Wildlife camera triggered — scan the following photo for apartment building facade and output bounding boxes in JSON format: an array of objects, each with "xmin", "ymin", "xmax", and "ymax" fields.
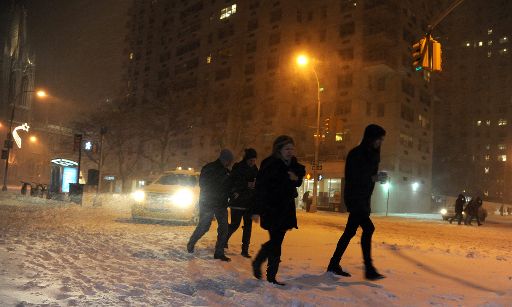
[{"xmin": 122, "ymin": 0, "xmax": 441, "ymax": 212}]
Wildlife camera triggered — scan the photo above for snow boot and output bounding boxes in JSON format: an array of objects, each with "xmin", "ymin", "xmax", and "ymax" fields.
[
  {"xmin": 267, "ymin": 257, "xmax": 285, "ymax": 286},
  {"xmin": 186, "ymin": 242, "xmax": 194, "ymax": 253},
  {"xmin": 252, "ymin": 244, "xmax": 269, "ymax": 280},
  {"xmin": 365, "ymin": 266, "xmax": 385, "ymax": 281},
  {"xmin": 327, "ymin": 261, "xmax": 351, "ymax": 277},
  {"xmin": 241, "ymin": 244, "xmax": 251, "ymax": 258},
  {"xmin": 214, "ymin": 254, "xmax": 231, "ymax": 262}
]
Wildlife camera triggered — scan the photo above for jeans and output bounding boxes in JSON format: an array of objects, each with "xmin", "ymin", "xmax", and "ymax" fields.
[
  {"xmin": 188, "ymin": 206, "xmax": 228, "ymax": 256},
  {"xmin": 330, "ymin": 212, "xmax": 375, "ymax": 268},
  {"xmin": 227, "ymin": 208, "xmax": 253, "ymax": 250}
]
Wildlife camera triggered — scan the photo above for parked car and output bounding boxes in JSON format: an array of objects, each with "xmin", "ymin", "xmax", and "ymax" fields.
[{"xmin": 131, "ymin": 168, "xmax": 200, "ymax": 224}]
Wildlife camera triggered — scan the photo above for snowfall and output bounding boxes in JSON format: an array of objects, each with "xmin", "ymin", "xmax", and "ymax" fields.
[{"xmin": 1, "ymin": 193, "xmax": 511, "ymax": 307}]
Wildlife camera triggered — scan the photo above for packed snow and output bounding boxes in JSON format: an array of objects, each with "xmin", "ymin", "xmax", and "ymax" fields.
[{"xmin": 1, "ymin": 193, "xmax": 511, "ymax": 306}]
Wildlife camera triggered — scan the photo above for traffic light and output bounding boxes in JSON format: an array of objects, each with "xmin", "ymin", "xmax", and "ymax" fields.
[
  {"xmin": 431, "ymin": 38, "xmax": 442, "ymax": 72},
  {"xmin": 411, "ymin": 37, "xmax": 428, "ymax": 71}
]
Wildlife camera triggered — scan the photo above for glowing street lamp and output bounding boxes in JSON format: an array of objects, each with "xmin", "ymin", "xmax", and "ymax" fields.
[
  {"xmin": 295, "ymin": 53, "xmax": 321, "ymax": 213},
  {"xmin": 36, "ymin": 90, "xmax": 47, "ymax": 98},
  {"xmin": 29, "ymin": 135, "xmax": 37, "ymax": 143}
]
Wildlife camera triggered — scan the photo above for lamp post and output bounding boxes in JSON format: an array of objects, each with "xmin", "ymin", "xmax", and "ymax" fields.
[
  {"xmin": 2, "ymin": 90, "xmax": 47, "ymax": 191},
  {"xmin": 296, "ymin": 54, "xmax": 321, "ymax": 213},
  {"xmin": 384, "ymin": 178, "xmax": 391, "ymax": 216}
]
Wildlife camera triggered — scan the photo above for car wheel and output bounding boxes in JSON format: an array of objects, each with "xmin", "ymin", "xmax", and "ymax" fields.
[{"xmin": 190, "ymin": 214, "xmax": 199, "ymax": 225}]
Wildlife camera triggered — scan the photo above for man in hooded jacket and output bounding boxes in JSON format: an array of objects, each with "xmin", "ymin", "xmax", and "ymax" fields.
[
  {"xmin": 326, "ymin": 124, "xmax": 387, "ymax": 281},
  {"xmin": 226, "ymin": 148, "xmax": 258, "ymax": 258}
]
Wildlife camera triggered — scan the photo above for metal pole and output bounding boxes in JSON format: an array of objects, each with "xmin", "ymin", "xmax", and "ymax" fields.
[
  {"xmin": 96, "ymin": 128, "xmax": 105, "ymax": 194},
  {"xmin": 2, "ymin": 92, "xmax": 18, "ymax": 191},
  {"xmin": 385, "ymin": 178, "xmax": 391, "ymax": 216},
  {"xmin": 310, "ymin": 66, "xmax": 321, "ymax": 213}
]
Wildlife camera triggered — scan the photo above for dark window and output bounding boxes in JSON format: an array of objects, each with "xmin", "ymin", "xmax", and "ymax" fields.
[
  {"xmin": 247, "ymin": 19, "xmax": 258, "ymax": 31},
  {"xmin": 269, "ymin": 32, "xmax": 281, "ymax": 45},
  {"xmin": 176, "ymin": 40, "xmax": 200, "ymax": 56},
  {"xmin": 341, "ymin": 1, "xmax": 356, "ymax": 12},
  {"xmin": 218, "ymin": 24, "xmax": 235, "ymax": 39},
  {"xmin": 270, "ymin": 9, "xmax": 282, "ymax": 22},
  {"xmin": 377, "ymin": 103, "xmax": 385, "ymax": 117},
  {"xmin": 337, "ymin": 73, "xmax": 353, "ymax": 88},
  {"xmin": 215, "ymin": 67, "xmax": 231, "ymax": 80},
  {"xmin": 246, "ymin": 41, "xmax": 257, "ymax": 53},
  {"xmin": 335, "ymin": 100, "xmax": 352, "ymax": 115},
  {"xmin": 245, "ymin": 63, "xmax": 256, "ymax": 74},
  {"xmin": 339, "ymin": 22, "xmax": 355, "ymax": 38},
  {"xmin": 267, "ymin": 57, "xmax": 279, "ymax": 70},
  {"xmin": 401, "ymin": 79, "xmax": 415, "ymax": 97},
  {"xmin": 338, "ymin": 48, "xmax": 354, "ymax": 60},
  {"xmin": 401, "ymin": 104, "xmax": 414, "ymax": 122}
]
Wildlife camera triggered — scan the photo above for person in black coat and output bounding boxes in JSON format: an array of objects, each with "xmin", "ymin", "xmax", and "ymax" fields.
[
  {"xmin": 449, "ymin": 194, "xmax": 466, "ymax": 225},
  {"xmin": 464, "ymin": 196, "xmax": 483, "ymax": 226},
  {"xmin": 226, "ymin": 148, "xmax": 259, "ymax": 258},
  {"xmin": 327, "ymin": 124, "xmax": 387, "ymax": 281},
  {"xmin": 252, "ymin": 135, "xmax": 305, "ymax": 286},
  {"xmin": 187, "ymin": 149, "xmax": 234, "ymax": 261}
]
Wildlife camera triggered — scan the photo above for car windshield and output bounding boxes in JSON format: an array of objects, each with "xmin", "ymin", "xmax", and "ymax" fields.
[{"xmin": 156, "ymin": 174, "xmax": 197, "ymax": 186}]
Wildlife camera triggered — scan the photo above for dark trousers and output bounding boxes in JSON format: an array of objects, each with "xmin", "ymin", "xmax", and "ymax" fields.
[
  {"xmin": 188, "ymin": 206, "xmax": 228, "ymax": 256},
  {"xmin": 254, "ymin": 229, "xmax": 287, "ymax": 279},
  {"xmin": 227, "ymin": 208, "xmax": 252, "ymax": 250},
  {"xmin": 449, "ymin": 212, "xmax": 463, "ymax": 224},
  {"xmin": 330, "ymin": 212, "xmax": 375, "ymax": 269},
  {"xmin": 464, "ymin": 212, "xmax": 481, "ymax": 225}
]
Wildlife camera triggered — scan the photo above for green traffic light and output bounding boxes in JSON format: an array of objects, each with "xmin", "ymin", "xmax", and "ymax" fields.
[{"xmin": 415, "ymin": 66, "xmax": 423, "ymax": 71}]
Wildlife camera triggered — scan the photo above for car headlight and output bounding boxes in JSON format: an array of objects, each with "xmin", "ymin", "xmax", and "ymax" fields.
[
  {"xmin": 132, "ymin": 190, "xmax": 146, "ymax": 202},
  {"xmin": 171, "ymin": 188, "xmax": 194, "ymax": 208},
  {"xmin": 440, "ymin": 208, "xmax": 447, "ymax": 215}
]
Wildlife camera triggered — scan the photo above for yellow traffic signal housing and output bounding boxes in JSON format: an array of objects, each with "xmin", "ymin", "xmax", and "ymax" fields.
[
  {"xmin": 431, "ymin": 38, "xmax": 442, "ymax": 71},
  {"xmin": 412, "ymin": 37, "xmax": 429, "ymax": 71}
]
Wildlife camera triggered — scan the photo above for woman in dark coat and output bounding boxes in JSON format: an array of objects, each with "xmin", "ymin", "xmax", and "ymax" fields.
[{"xmin": 252, "ymin": 135, "xmax": 305, "ymax": 285}]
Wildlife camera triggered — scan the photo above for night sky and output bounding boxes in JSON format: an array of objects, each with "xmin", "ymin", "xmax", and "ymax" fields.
[{"xmin": 25, "ymin": 0, "xmax": 130, "ymax": 112}]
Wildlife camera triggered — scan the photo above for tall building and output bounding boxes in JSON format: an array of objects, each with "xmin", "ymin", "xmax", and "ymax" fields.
[
  {"xmin": 434, "ymin": 1, "xmax": 512, "ymax": 203},
  {"xmin": 122, "ymin": 0, "xmax": 442, "ymax": 212},
  {"xmin": 0, "ymin": 0, "xmax": 39, "ymax": 186}
]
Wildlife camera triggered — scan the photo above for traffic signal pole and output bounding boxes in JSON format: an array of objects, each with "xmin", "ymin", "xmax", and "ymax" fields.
[{"xmin": 427, "ymin": 0, "xmax": 465, "ymax": 32}]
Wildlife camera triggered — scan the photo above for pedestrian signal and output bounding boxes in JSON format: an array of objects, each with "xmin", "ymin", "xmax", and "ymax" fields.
[{"xmin": 412, "ymin": 37, "xmax": 428, "ymax": 71}]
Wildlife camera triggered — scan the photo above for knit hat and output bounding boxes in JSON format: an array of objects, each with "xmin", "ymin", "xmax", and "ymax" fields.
[
  {"xmin": 219, "ymin": 149, "xmax": 234, "ymax": 163},
  {"xmin": 363, "ymin": 124, "xmax": 386, "ymax": 141},
  {"xmin": 243, "ymin": 148, "xmax": 257, "ymax": 160},
  {"xmin": 272, "ymin": 135, "xmax": 295, "ymax": 155}
]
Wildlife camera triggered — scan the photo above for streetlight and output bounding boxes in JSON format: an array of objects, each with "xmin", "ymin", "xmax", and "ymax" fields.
[
  {"xmin": 2, "ymin": 89, "xmax": 47, "ymax": 191},
  {"xmin": 296, "ymin": 53, "xmax": 321, "ymax": 213},
  {"xmin": 384, "ymin": 178, "xmax": 391, "ymax": 216},
  {"xmin": 29, "ymin": 135, "xmax": 37, "ymax": 143}
]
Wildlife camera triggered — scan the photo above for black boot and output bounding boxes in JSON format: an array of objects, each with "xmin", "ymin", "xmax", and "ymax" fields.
[
  {"xmin": 241, "ymin": 244, "xmax": 251, "ymax": 258},
  {"xmin": 214, "ymin": 254, "xmax": 231, "ymax": 262},
  {"xmin": 365, "ymin": 266, "xmax": 385, "ymax": 281},
  {"xmin": 327, "ymin": 260, "xmax": 351, "ymax": 277},
  {"xmin": 267, "ymin": 257, "xmax": 285, "ymax": 286},
  {"xmin": 252, "ymin": 245, "xmax": 268, "ymax": 280}
]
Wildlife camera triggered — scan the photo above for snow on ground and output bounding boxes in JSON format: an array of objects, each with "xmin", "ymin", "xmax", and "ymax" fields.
[{"xmin": 1, "ymin": 193, "xmax": 511, "ymax": 306}]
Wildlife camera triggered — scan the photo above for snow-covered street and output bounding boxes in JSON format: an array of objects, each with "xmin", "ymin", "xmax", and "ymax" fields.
[{"xmin": 1, "ymin": 194, "xmax": 511, "ymax": 306}]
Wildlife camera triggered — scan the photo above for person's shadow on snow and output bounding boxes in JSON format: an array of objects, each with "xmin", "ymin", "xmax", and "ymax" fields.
[{"xmin": 284, "ymin": 273, "xmax": 383, "ymax": 291}]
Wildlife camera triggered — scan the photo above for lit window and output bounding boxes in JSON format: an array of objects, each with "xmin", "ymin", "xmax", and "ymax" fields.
[
  {"xmin": 476, "ymin": 120, "xmax": 482, "ymax": 126},
  {"xmin": 220, "ymin": 4, "xmax": 237, "ymax": 19},
  {"xmin": 488, "ymin": 51, "xmax": 492, "ymax": 58},
  {"xmin": 465, "ymin": 42, "xmax": 471, "ymax": 47},
  {"xmin": 484, "ymin": 167, "xmax": 490, "ymax": 174},
  {"xmin": 488, "ymin": 29, "xmax": 493, "ymax": 35},
  {"xmin": 484, "ymin": 190, "xmax": 489, "ymax": 196},
  {"xmin": 498, "ymin": 155, "xmax": 507, "ymax": 162},
  {"xmin": 498, "ymin": 119, "xmax": 508, "ymax": 126},
  {"xmin": 486, "ymin": 120, "xmax": 491, "ymax": 126},
  {"xmin": 499, "ymin": 36, "xmax": 508, "ymax": 43},
  {"xmin": 129, "ymin": 52, "xmax": 134, "ymax": 60},
  {"xmin": 498, "ymin": 144, "xmax": 506, "ymax": 150},
  {"xmin": 478, "ymin": 41, "xmax": 483, "ymax": 46},
  {"xmin": 485, "ymin": 154, "xmax": 490, "ymax": 161},
  {"xmin": 206, "ymin": 54, "xmax": 212, "ymax": 64},
  {"xmin": 488, "ymin": 40, "xmax": 493, "ymax": 45},
  {"xmin": 353, "ymin": 2, "xmax": 357, "ymax": 6},
  {"xmin": 335, "ymin": 133, "xmax": 343, "ymax": 142},
  {"xmin": 486, "ymin": 144, "xmax": 490, "ymax": 150},
  {"xmin": 499, "ymin": 48, "xmax": 508, "ymax": 54}
]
